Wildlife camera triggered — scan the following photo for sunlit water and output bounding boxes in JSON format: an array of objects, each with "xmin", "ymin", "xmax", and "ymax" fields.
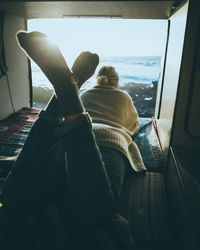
[
  {"xmin": 32, "ymin": 56, "xmax": 161, "ymax": 109},
  {"xmin": 32, "ymin": 56, "xmax": 161, "ymax": 90}
]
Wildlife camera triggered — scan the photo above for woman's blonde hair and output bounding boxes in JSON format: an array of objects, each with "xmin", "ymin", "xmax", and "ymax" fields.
[{"xmin": 96, "ymin": 66, "xmax": 118, "ymax": 87}]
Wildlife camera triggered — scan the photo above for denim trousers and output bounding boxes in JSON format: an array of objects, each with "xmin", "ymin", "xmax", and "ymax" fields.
[{"xmin": 0, "ymin": 111, "xmax": 126, "ymax": 228}]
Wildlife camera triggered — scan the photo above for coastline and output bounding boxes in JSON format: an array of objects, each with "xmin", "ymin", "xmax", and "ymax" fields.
[
  {"xmin": 119, "ymin": 81, "xmax": 158, "ymax": 117},
  {"xmin": 33, "ymin": 81, "xmax": 158, "ymax": 118}
]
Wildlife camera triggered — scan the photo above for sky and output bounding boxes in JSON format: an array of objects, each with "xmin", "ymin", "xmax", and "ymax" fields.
[{"xmin": 28, "ymin": 18, "xmax": 168, "ymax": 67}]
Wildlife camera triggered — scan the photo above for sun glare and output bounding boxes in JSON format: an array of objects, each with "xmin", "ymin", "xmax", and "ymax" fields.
[{"xmin": 28, "ymin": 18, "xmax": 168, "ymax": 67}]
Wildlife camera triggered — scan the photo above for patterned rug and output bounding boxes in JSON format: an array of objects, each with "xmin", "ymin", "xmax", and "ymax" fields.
[{"xmin": 0, "ymin": 108, "xmax": 40, "ymax": 157}]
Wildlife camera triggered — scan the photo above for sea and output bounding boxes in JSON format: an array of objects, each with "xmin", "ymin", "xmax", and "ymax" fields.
[{"xmin": 31, "ymin": 56, "xmax": 161, "ymax": 90}]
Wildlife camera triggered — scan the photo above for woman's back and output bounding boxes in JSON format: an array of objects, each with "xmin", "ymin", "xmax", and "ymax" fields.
[{"xmin": 80, "ymin": 85, "xmax": 139, "ymax": 136}]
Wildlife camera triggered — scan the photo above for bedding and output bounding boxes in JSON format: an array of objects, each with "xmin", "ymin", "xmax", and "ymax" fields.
[
  {"xmin": 0, "ymin": 107, "xmax": 40, "ymax": 158},
  {"xmin": 0, "ymin": 108, "xmax": 165, "ymax": 177},
  {"xmin": 133, "ymin": 117, "xmax": 165, "ymax": 173},
  {"xmin": 0, "ymin": 108, "xmax": 40, "ymax": 178}
]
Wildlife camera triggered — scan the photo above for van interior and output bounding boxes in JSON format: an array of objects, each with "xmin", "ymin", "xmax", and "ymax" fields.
[{"xmin": 0, "ymin": 1, "xmax": 200, "ymax": 249}]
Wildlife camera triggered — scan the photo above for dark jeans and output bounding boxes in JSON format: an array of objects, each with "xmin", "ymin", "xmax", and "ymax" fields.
[{"xmin": 0, "ymin": 111, "xmax": 126, "ymax": 227}]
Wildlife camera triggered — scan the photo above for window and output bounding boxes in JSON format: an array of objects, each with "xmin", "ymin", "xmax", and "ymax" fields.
[{"xmin": 28, "ymin": 18, "xmax": 168, "ymax": 117}]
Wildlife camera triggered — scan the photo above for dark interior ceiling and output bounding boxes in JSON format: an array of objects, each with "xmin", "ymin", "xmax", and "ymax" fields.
[{"xmin": 0, "ymin": 1, "xmax": 181, "ymax": 20}]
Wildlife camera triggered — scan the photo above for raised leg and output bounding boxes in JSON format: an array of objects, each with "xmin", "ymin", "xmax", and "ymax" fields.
[{"xmin": 1, "ymin": 32, "xmax": 114, "ymax": 226}]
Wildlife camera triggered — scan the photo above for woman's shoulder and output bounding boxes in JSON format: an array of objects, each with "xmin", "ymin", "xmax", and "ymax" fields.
[
  {"xmin": 80, "ymin": 86, "xmax": 131, "ymax": 100},
  {"xmin": 114, "ymin": 88, "xmax": 132, "ymax": 99}
]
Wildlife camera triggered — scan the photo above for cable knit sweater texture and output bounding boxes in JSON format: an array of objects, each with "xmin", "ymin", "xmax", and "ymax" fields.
[{"xmin": 80, "ymin": 85, "xmax": 146, "ymax": 172}]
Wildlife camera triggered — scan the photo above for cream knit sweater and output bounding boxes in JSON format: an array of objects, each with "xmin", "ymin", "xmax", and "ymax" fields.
[{"xmin": 80, "ymin": 85, "xmax": 146, "ymax": 172}]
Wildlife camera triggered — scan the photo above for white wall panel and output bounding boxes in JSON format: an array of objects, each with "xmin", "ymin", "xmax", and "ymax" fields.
[
  {"xmin": 0, "ymin": 14, "xmax": 29, "ymax": 120},
  {"xmin": 156, "ymin": 2, "xmax": 189, "ymax": 158}
]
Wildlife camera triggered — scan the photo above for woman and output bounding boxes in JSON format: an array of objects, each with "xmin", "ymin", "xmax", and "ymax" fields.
[{"xmin": 80, "ymin": 65, "xmax": 146, "ymax": 204}]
